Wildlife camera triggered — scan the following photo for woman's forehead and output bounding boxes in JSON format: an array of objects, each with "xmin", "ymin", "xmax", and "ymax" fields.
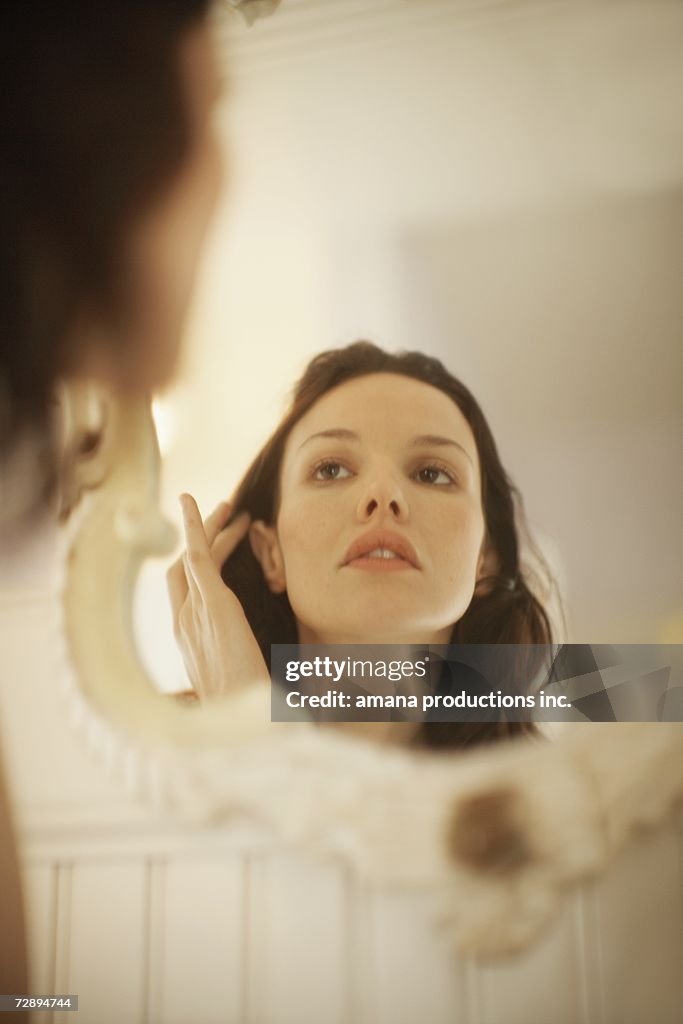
[{"xmin": 284, "ymin": 373, "xmax": 479, "ymax": 463}]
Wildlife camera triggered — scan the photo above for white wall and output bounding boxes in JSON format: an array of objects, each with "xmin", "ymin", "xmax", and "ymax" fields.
[{"xmin": 129, "ymin": 0, "xmax": 683, "ymax": 690}]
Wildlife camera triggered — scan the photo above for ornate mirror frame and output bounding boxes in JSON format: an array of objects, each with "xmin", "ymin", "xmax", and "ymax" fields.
[{"xmin": 54, "ymin": 381, "xmax": 683, "ymax": 956}]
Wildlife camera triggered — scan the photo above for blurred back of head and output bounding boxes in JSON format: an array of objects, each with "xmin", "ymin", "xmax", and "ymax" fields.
[{"xmin": 0, "ymin": 2, "xmax": 217, "ymax": 526}]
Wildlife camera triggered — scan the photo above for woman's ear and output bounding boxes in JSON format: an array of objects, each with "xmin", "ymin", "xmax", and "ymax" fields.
[
  {"xmin": 249, "ymin": 521, "xmax": 287, "ymax": 594},
  {"xmin": 475, "ymin": 542, "xmax": 499, "ymax": 595}
]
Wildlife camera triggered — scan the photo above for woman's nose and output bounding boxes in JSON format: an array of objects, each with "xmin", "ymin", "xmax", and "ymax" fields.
[{"xmin": 356, "ymin": 471, "xmax": 408, "ymax": 522}]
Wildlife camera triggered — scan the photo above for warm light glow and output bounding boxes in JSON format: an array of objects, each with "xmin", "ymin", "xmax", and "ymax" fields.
[{"xmin": 151, "ymin": 396, "xmax": 178, "ymax": 456}]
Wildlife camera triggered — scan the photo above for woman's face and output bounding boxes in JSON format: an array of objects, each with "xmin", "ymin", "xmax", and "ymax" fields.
[{"xmin": 255, "ymin": 373, "xmax": 489, "ymax": 644}]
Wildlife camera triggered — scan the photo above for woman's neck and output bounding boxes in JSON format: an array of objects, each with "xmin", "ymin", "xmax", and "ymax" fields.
[{"xmin": 297, "ymin": 624, "xmax": 453, "ymax": 648}]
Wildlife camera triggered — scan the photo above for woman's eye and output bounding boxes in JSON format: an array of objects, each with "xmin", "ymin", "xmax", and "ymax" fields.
[
  {"xmin": 416, "ymin": 465, "xmax": 455, "ymax": 486},
  {"xmin": 312, "ymin": 460, "xmax": 352, "ymax": 481}
]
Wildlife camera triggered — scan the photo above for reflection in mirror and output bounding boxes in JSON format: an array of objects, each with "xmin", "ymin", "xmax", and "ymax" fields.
[
  {"xmin": 133, "ymin": 0, "xmax": 683, "ymax": 716},
  {"xmin": 160, "ymin": 342, "xmax": 563, "ymax": 750}
]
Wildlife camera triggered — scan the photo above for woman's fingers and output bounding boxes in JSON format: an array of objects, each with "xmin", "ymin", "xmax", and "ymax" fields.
[
  {"xmin": 180, "ymin": 493, "xmax": 223, "ymax": 599},
  {"xmin": 183, "ymin": 550, "xmax": 202, "ymax": 604},
  {"xmin": 169, "ymin": 494, "xmax": 249, "ymax": 623},
  {"xmin": 203, "ymin": 500, "xmax": 232, "ymax": 547},
  {"xmin": 210, "ymin": 510, "xmax": 251, "ymax": 569},
  {"xmin": 168, "ymin": 496, "xmax": 270, "ymax": 700},
  {"xmin": 168, "ymin": 496, "xmax": 220, "ymax": 621},
  {"xmin": 166, "ymin": 553, "xmax": 189, "ymax": 627}
]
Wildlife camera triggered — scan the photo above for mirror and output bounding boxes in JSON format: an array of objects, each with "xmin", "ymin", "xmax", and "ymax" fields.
[
  {"xmin": 56, "ymin": 0, "xmax": 683, "ymax": 954},
  {"xmin": 129, "ymin": 0, "xmax": 683, "ymax": 694}
]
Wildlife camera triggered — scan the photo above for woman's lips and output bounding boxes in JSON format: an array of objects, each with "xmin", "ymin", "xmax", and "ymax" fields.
[
  {"xmin": 341, "ymin": 529, "xmax": 420, "ymax": 569},
  {"xmin": 344, "ymin": 553, "xmax": 416, "ymax": 572}
]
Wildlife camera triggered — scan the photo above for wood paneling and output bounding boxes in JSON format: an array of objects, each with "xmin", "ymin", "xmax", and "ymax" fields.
[{"xmin": 19, "ymin": 819, "xmax": 683, "ymax": 1024}]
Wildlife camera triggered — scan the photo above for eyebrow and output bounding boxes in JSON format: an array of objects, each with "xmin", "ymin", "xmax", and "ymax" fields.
[
  {"xmin": 410, "ymin": 434, "xmax": 474, "ymax": 466},
  {"xmin": 297, "ymin": 429, "xmax": 359, "ymax": 451},
  {"xmin": 297, "ymin": 428, "xmax": 475, "ymax": 466}
]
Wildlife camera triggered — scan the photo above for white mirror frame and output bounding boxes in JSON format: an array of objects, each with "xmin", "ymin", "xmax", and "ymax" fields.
[{"xmin": 55, "ymin": 380, "xmax": 683, "ymax": 956}]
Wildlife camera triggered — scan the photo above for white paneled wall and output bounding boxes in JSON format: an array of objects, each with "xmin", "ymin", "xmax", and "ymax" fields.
[{"xmin": 14, "ymin": 812, "xmax": 683, "ymax": 1024}]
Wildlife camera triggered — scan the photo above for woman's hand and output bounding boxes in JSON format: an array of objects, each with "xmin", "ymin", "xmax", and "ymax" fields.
[{"xmin": 166, "ymin": 494, "xmax": 270, "ymax": 700}]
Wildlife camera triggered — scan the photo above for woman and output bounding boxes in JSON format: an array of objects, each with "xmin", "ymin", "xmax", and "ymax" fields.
[
  {"xmin": 1, "ymin": 3, "xmax": 222, "ymax": 1005},
  {"xmin": 169, "ymin": 341, "xmax": 557, "ymax": 749}
]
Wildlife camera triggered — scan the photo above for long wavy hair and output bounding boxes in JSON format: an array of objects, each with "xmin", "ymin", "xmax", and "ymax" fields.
[{"xmin": 222, "ymin": 341, "xmax": 557, "ymax": 751}]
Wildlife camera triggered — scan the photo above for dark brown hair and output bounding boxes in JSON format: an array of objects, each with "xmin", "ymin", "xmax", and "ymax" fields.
[
  {"xmin": 222, "ymin": 341, "xmax": 557, "ymax": 751},
  {"xmin": 0, "ymin": 2, "xmax": 211, "ymax": 518}
]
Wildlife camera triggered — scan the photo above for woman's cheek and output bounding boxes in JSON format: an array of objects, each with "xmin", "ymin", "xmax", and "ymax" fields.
[
  {"xmin": 438, "ymin": 502, "xmax": 486, "ymax": 579},
  {"xmin": 278, "ymin": 496, "xmax": 328, "ymax": 574}
]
